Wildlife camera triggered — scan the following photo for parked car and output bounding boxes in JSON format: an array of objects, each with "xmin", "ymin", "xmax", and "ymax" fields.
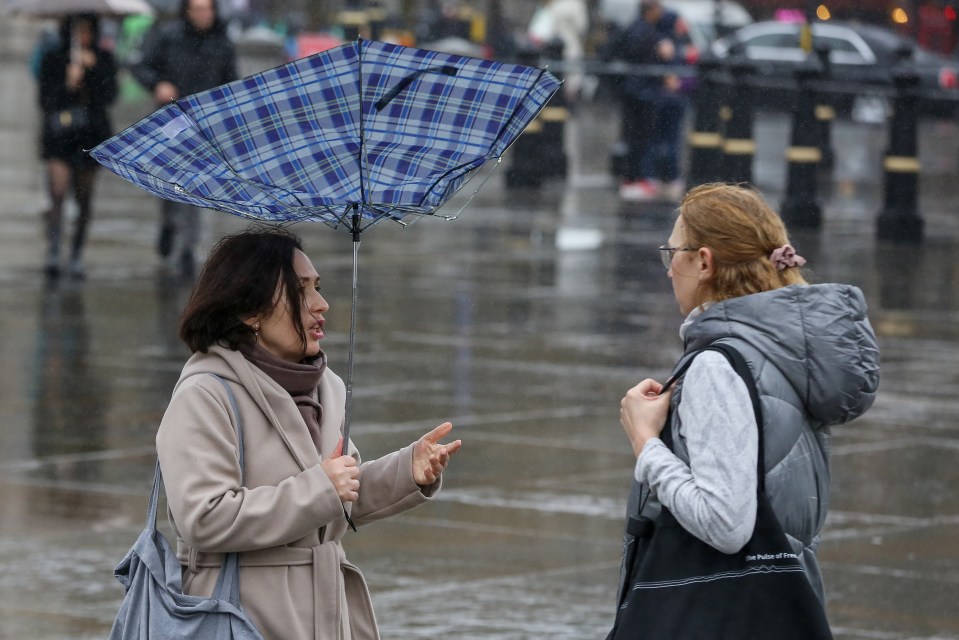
[{"xmin": 711, "ymin": 20, "xmax": 959, "ymax": 120}]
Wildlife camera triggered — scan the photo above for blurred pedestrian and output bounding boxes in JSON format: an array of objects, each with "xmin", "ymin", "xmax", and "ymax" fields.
[
  {"xmin": 417, "ymin": 0, "xmax": 470, "ymax": 43},
  {"xmin": 158, "ymin": 226, "xmax": 462, "ymax": 639},
  {"xmin": 612, "ymin": 183, "xmax": 879, "ymax": 635},
  {"xmin": 38, "ymin": 13, "xmax": 118, "ymax": 279},
  {"xmin": 528, "ymin": 0, "xmax": 589, "ymax": 101},
  {"xmin": 131, "ymin": 0, "xmax": 237, "ymax": 277},
  {"xmin": 646, "ymin": 8, "xmax": 693, "ymax": 202},
  {"xmin": 29, "ymin": 25, "xmax": 60, "ymax": 81},
  {"xmin": 602, "ymin": 0, "xmax": 666, "ymax": 201}
]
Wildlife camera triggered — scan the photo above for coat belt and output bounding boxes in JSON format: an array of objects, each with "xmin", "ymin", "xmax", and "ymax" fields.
[
  {"xmin": 181, "ymin": 541, "xmax": 333, "ymax": 568},
  {"xmin": 181, "ymin": 541, "xmax": 359, "ymax": 639}
]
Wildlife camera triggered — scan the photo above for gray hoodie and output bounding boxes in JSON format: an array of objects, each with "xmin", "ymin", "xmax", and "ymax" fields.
[{"xmin": 630, "ymin": 283, "xmax": 880, "ymax": 602}]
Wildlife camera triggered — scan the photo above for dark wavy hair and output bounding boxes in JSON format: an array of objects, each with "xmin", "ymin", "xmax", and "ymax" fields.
[{"xmin": 179, "ymin": 226, "xmax": 308, "ymax": 353}]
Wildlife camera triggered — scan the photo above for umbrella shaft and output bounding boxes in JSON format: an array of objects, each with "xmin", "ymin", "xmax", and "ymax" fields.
[{"xmin": 343, "ymin": 235, "xmax": 360, "ymax": 446}]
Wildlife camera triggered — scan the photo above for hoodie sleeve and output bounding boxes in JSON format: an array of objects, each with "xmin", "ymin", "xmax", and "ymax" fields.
[{"xmin": 636, "ymin": 351, "xmax": 758, "ymax": 554}]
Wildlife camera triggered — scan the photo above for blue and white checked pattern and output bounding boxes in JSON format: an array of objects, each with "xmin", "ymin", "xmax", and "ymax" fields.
[{"xmin": 91, "ymin": 39, "xmax": 561, "ymax": 230}]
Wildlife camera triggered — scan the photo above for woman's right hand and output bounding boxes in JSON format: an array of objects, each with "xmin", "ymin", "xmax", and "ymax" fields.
[
  {"xmin": 153, "ymin": 81, "xmax": 179, "ymax": 104},
  {"xmin": 321, "ymin": 455, "xmax": 359, "ymax": 504},
  {"xmin": 66, "ymin": 63, "xmax": 84, "ymax": 90},
  {"xmin": 620, "ymin": 379, "xmax": 673, "ymax": 457}
]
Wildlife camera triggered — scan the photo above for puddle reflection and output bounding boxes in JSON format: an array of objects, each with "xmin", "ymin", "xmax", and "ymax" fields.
[{"xmin": 30, "ymin": 283, "xmax": 109, "ymax": 481}]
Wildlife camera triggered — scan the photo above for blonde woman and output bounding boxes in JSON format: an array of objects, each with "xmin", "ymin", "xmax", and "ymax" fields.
[{"xmin": 613, "ymin": 183, "xmax": 879, "ymax": 636}]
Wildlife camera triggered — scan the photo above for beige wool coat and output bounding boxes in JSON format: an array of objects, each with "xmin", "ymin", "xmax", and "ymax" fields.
[{"xmin": 155, "ymin": 345, "xmax": 439, "ymax": 640}]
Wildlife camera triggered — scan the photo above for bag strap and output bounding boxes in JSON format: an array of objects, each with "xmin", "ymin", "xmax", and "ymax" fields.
[
  {"xmin": 660, "ymin": 342, "xmax": 766, "ymax": 494},
  {"xmin": 203, "ymin": 374, "xmax": 247, "ymax": 605},
  {"xmin": 146, "ymin": 373, "xmax": 247, "ymax": 606},
  {"xmin": 147, "ymin": 373, "xmax": 248, "ymax": 530}
]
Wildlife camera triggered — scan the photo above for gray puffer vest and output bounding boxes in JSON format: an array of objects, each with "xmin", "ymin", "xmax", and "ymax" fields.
[{"xmin": 623, "ymin": 284, "xmax": 880, "ymax": 602}]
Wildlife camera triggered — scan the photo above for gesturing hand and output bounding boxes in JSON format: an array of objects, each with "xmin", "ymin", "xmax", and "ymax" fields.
[
  {"xmin": 412, "ymin": 422, "xmax": 462, "ymax": 486},
  {"xmin": 321, "ymin": 454, "xmax": 360, "ymax": 504}
]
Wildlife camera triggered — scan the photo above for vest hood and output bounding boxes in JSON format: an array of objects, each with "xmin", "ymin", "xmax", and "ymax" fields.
[{"xmin": 683, "ymin": 284, "xmax": 880, "ymax": 425}]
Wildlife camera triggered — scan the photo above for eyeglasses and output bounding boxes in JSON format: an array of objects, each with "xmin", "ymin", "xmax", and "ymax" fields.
[{"xmin": 658, "ymin": 245, "xmax": 695, "ymax": 270}]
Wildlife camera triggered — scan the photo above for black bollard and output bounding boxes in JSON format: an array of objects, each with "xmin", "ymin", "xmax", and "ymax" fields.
[
  {"xmin": 367, "ymin": 6, "xmax": 386, "ymax": 41},
  {"xmin": 876, "ymin": 44, "xmax": 924, "ymax": 243},
  {"xmin": 506, "ymin": 46, "xmax": 549, "ymax": 188},
  {"xmin": 720, "ymin": 54, "xmax": 757, "ymax": 184},
  {"xmin": 813, "ymin": 44, "xmax": 835, "ymax": 175},
  {"xmin": 538, "ymin": 41, "xmax": 569, "ymax": 179},
  {"xmin": 686, "ymin": 51, "xmax": 725, "ymax": 187},
  {"xmin": 538, "ymin": 99, "xmax": 569, "ymax": 179},
  {"xmin": 781, "ymin": 56, "xmax": 824, "ymax": 228},
  {"xmin": 505, "ymin": 117, "xmax": 546, "ymax": 188},
  {"xmin": 337, "ymin": 10, "xmax": 369, "ymax": 40}
]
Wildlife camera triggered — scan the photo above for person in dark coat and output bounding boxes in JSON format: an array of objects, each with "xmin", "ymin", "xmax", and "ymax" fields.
[
  {"xmin": 38, "ymin": 13, "xmax": 118, "ymax": 279},
  {"xmin": 646, "ymin": 8, "xmax": 693, "ymax": 202},
  {"xmin": 602, "ymin": 0, "xmax": 666, "ymax": 201},
  {"xmin": 131, "ymin": 0, "xmax": 237, "ymax": 278}
]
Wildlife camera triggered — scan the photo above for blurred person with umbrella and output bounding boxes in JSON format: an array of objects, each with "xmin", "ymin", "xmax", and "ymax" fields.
[
  {"xmin": 131, "ymin": 0, "xmax": 237, "ymax": 277},
  {"xmin": 36, "ymin": 11, "xmax": 118, "ymax": 278},
  {"xmin": 7, "ymin": 0, "xmax": 154, "ymax": 14}
]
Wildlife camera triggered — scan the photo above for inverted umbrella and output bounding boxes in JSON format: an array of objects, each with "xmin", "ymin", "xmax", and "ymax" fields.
[
  {"xmin": 91, "ymin": 38, "xmax": 561, "ymax": 441},
  {"xmin": 4, "ymin": 0, "xmax": 155, "ymax": 17}
]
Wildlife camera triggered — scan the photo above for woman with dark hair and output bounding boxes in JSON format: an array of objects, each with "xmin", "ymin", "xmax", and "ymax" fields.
[
  {"xmin": 611, "ymin": 183, "xmax": 879, "ymax": 635},
  {"xmin": 38, "ymin": 12, "xmax": 117, "ymax": 278},
  {"xmin": 157, "ymin": 226, "xmax": 461, "ymax": 639}
]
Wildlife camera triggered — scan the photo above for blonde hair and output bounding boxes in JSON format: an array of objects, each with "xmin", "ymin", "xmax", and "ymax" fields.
[{"xmin": 679, "ymin": 183, "xmax": 807, "ymax": 307}]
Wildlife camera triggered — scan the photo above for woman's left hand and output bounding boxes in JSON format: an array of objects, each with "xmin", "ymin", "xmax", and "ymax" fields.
[{"xmin": 412, "ymin": 422, "xmax": 462, "ymax": 486}]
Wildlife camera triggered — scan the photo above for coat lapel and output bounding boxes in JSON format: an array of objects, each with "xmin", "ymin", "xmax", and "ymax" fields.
[
  {"xmin": 317, "ymin": 368, "xmax": 347, "ymax": 458},
  {"xmin": 210, "ymin": 346, "xmax": 322, "ymax": 472}
]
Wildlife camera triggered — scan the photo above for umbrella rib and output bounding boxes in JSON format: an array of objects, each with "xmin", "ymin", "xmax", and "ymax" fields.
[
  {"xmin": 414, "ymin": 158, "xmax": 483, "ymax": 209},
  {"xmin": 440, "ymin": 157, "xmax": 504, "ymax": 222},
  {"xmin": 492, "ymin": 68, "xmax": 563, "ymax": 158},
  {"xmin": 169, "ymin": 101, "xmax": 309, "ymax": 211},
  {"xmin": 356, "ymin": 39, "xmax": 367, "ymax": 235}
]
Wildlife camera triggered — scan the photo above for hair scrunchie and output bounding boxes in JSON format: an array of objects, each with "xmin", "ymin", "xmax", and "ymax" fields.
[{"xmin": 768, "ymin": 244, "xmax": 806, "ymax": 271}]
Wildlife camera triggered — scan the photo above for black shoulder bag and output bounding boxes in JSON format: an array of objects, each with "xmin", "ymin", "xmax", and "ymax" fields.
[{"xmin": 607, "ymin": 343, "xmax": 834, "ymax": 640}]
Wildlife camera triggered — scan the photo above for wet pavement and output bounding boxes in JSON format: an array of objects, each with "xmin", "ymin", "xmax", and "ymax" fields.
[{"xmin": 2, "ymin": 19, "xmax": 959, "ymax": 639}]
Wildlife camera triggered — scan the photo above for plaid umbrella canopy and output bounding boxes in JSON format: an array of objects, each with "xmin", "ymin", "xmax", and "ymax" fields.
[{"xmin": 91, "ymin": 38, "xmax": 561, "ymax": 440}]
